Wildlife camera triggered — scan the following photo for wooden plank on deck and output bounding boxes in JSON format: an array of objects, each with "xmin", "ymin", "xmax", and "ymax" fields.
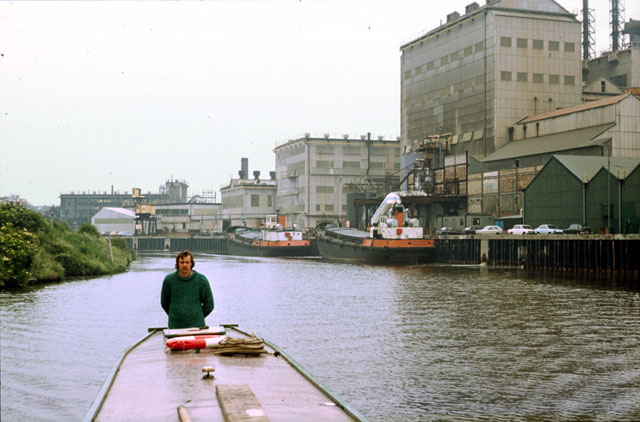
[{"xmin": 216, "ymin": 384, "xmax": 269, "ymax": 422}]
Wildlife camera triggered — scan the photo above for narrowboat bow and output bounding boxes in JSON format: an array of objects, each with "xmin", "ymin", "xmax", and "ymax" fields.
[{"xmin": 84, "ymin": 325, "xmax": 367, "ymax": 422}]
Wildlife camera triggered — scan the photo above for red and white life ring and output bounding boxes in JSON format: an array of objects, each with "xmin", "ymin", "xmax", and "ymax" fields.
[{"xmin": 165, "ymin": 335, "xmax": 225, "ymax": 351}]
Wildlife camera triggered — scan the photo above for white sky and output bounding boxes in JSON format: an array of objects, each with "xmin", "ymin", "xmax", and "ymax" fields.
[{"xmin": 1, "ymin": 0, "xmax": 638, "ymax": 205}]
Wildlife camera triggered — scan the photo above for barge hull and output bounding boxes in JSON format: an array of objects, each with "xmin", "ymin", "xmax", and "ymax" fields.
[{"xmin": 316, "ymin": 236, "xmax": 434, "ymax": 264}]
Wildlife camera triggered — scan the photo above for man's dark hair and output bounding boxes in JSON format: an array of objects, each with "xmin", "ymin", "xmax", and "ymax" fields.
[{"xmin": 175, "ymin": 250, "xmax": 195, "ymax": 270}]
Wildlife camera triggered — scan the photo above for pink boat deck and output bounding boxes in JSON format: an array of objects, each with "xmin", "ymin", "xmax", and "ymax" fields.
[{"xmin": 91, "ymin": 328, "xmax": 360, "ymax": 422}]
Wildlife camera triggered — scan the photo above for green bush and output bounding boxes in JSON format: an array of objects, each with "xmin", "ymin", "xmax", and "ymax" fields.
[
  {"xmin": 78, "ymin": 223, "xmax": 100, "ymax": 238},
  {"xmin": 110, "ymin": 237, "xmax": 128, "ymax": 250},
  {"xmin": 0, "ymin": 203, "xmax": 135, "ymax": 288},
  {"xmin": 0, "ymin": 223, "xmax": 38, "ymax": 287},
  {"xmin": 0, "ymin": 202, "xmax": 49, "ymax": 234}
]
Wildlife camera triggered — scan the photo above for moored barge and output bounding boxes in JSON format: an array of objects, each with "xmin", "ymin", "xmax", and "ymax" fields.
[
  {"xmin": 85, "ymin": 325, "xmax": 367, "ymax": 422},
  {"xmin": 315, "ymin": 191, "xmax": 435, "ymax": 264},
  {"xmin": 225, "ymin": 226, "xmax": 314, "ymax": 257}
]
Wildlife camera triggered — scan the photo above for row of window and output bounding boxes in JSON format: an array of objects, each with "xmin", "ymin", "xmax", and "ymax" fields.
[
  {"xmin": 156, "ymin": 209, "xmax": 188, "ymax": 215},
  {"xmin": 500, "ymin": 71, "xmax": 575, "ymax": 85},
  {"xmin": 315, "ymin": 160, "xmax": 396, "ymax": 169},
  {"xmin": 404, "ymin": 41, "xmax": 485, "ymax": 79},
  {"xmin": 500, "ymin": 37, "xmax": 575, "ymax": 53},
  {"xmin": 315, "ymin": 204, "xmax": 347, "ymax": 212},
  {"xmin": 404, "ymin": 37, "xmax": 575, "ymax": 80}
]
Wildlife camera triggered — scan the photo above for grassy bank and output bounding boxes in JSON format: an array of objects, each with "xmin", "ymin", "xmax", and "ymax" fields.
[{"xmin": 0, "ymin": 203, "xmax": 135, "ymax": 288}]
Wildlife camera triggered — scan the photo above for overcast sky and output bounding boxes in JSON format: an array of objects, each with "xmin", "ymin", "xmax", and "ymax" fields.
[{"xmin": 1, "ymin": 0, "xmax": 637, "ymax": 206}]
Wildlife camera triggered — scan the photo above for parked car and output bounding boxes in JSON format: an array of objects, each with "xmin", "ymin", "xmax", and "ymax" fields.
[
  {"xmin": 476, "ymin": 225, "xmax": 504, "ymax": 235},
  {"xmin": 563, "ymin": 224, "xmax": 593, "ymax": 234},
  {"xmin": 534, "ymin": 224, "xmax": 563, "ymax": 235},
  {"xmin": 507, "ymin": 224, "xmax": 535, "ymax": 235},
  {"xmin": 437, "ymin": 226, "xmax": 461, "ymax": 235},
  {"xmin": 464, "ymin": 225, "xmax": 481, "ymax": 234}
]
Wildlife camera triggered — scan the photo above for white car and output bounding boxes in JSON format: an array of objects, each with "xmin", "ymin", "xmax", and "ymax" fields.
[
  {"xmin": 476, "ymin": 225, "xmax": 503, "ymax": 235},
  {"xmin": 507, "ymin": 224, "xmax": 535, "ymax": 235},
  {"xmin": 534, "ymin": 224, "xmax": 563, "ymax": 235}
]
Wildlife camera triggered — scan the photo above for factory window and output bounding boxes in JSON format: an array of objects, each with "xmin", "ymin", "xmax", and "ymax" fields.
[
  {"xmin": 517, "ymin": 72, "xmax": 528, "ymax": 82},
  {"xmin": 370, "ymin": 162, "xmax": 385, "ymax": 169},
  {"xmin": 517, "ymin": 38, "xmax": 528, "ymax": 48},
  {"xmin": 564, "ymin": 42, "xmax": 575, "ymax": 52},
  {"xmin": 564, "ymin": 75, "xmax": 575, "ymax": 85},
  {"xmin": 549, "ymin": 41, "xmax": 559, "ymax": 51},
  {"xmin": 267, "ymin": 195, "xmax": 272, "ymax": 207},
  {"xmin": 342, "ymin": 146, "xmax": 361, "ymax": 155},
  {"xmin": 601, "ymin": 80, "xmax": 606, "ymax": 92},
  {"xmin": 500, "ymin": 71, "xmax": 512, "ymax": 81},
  {"xmin": 315, "ymin": 160, "xmax": 334, "ymax": 168},
  {"xmin": 426, "ymin": 61, "xmax": 434, "ymax": 71},
  {"xmin": 475, "ymin": 41, "xmax": 484, "ymax": 52},
  {"xmin": 316, "ymin": 204, "xmax": 321, "ymax": 211},
  {"xmin": 533, "ymin": 73, "xmax": 544, "ymax": 83},
  {"xmin": 343, "ymin": 161, "xmax": 360, "ymax": 168},
  {"xmin": 415, "ymin": 65, "xmax": 423, "ymax": 75},
  {"xmin": 440, "ymin": 55, "xmax": 449, "ymax": 66},
  {"xmin": 251, "ymin": 195, "xmax": 260, "ymax": 207},
  {"xmin": 533, "ymin": 39, "xmax": 544, "ymax": 49},
  {"xmin": 316, "ymin": 186, "xmax": 334, "ymax": 193},
  {"xmin": 464, "ymin": 46, "xmax": 473, "ymax": 57},
  {"xmin": 500, "ymin": 37, "xmax": 511, "ymax": 47},
  {"xmin": 549, "ymin": 74, "xmax": 560, "ymax": 84},
  {"xmin": 325, "ymin": 204, "xmax": 334, "ymax": 212},
  {"xmin": 404, "ymin": 70, "xmax": 412, "ymax": 80},
  {"xmin": 450, "ymin": 51, "xmax": 459, "ymax": 61}
]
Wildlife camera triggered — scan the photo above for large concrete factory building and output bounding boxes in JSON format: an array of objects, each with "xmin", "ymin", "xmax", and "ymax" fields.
[{"xmin": 400, "ymin": 0, "xmax": 582, "ymax": 164}]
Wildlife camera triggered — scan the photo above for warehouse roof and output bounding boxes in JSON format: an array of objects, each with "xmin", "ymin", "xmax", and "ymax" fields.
[
  {"xmin": 554, "ymin": 155, "xmax": 640, "ymax": 181},
  {"xmin": 481, "ymin": 123, "xmax": 613, "ymax": 163},
  {"xmin": 100, "ymin": 207, "xmax": 136, "ymax": 217},
  {"xmin": 518, "ymin": 94, "xmax": 629, "ymax": 124}
]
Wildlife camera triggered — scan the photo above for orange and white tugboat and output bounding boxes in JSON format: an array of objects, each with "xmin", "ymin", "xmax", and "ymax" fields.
[{"xmin": 314, "ymin": 192, "xmax": 434, "ymax": 264}]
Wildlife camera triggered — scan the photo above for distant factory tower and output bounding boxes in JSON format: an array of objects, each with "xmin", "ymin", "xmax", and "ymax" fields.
[
  {"xmin": 610, "ymin": 0, "xmax": 627, "ymax": 51},
  {"xmin": 582, "ymin": 0, "xmax": 595, "ymax": 60}
]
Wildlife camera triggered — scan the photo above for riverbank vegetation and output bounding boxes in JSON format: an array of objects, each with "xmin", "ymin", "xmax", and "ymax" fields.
[{"xmin": 0, "ymin": 203, "xmax": 135, "ymax": 288}]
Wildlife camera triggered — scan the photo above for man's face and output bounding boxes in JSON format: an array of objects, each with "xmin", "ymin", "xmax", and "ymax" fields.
[{"xmin": 178, "ymin": 256, "xmax": 193, "ymax": 278}]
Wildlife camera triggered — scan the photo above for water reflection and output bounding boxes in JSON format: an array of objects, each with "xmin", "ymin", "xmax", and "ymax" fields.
[{"xmin": 1, "ymin": 254, "xmax": 639, "ymax": 421}]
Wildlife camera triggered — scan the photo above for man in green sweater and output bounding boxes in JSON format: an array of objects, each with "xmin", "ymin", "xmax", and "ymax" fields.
[{"xmin": 161, "ymin": 250, "xmax": 214, "ymax": 329}]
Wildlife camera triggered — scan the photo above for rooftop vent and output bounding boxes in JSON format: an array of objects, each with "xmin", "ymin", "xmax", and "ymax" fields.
[
  {"xmin": 447, "ymin": 11, "xmax": 460, "ymax": 23},
  {"xmin": 343, "ymin": 134, "xmax": 349, "ymax": 139},
  {"xmin": 465, "ymin": 2, "xmax": 479, "ymax": 14},
  {"xmin": 360, "ymin": 135, "xmax": 367, "ymax": 140},
  {"xmin": 253, "ymin": 171, "xmax": 260, "ymax": 180},
  {"xmin": 378, "ymin": 135, "xmax": 384, "ymax": 141},
  {"xmin": 324, "ymin": 133, "xmax": 330, "ymax": 139}
]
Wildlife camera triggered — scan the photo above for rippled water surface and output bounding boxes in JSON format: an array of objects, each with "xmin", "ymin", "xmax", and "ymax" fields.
[{"xmin": 1, "ymin": 253, "xmax": 639, "ymax": 421}]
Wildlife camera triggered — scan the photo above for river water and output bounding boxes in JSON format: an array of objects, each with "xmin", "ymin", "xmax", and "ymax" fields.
[{"xmin": 1, "ymin": 253, "xmax": 639, "ymax": 421}]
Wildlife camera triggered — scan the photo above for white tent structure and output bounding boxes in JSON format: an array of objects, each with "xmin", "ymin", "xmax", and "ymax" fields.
[{"xmin": 91, "ymin": 207, "xmax": 136, "ymax": 235}]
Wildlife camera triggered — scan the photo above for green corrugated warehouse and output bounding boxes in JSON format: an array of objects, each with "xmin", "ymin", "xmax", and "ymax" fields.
[{"xmin": 524, "ymin": 155, "xmax": 640, "ymax": 233}]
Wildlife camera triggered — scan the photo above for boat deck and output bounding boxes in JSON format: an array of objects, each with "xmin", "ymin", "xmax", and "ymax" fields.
[{"xmin": 91, "ymin": 327, "xmax": 360, "ymax": 422}]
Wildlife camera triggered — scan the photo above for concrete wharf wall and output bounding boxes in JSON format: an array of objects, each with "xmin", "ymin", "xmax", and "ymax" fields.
[
  {"xmin": 436, "ymin": 235, "xmax": 640, "ymax": 282},
  {"xmin": 125, "ymin": 235, "xmax": 639, "ymax": 282},
  {"xmin": 126, "ymin": 236, "xmax": 228, "ymax": 255}
]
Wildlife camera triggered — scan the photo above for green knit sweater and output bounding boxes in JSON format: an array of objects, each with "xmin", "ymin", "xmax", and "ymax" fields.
[{"xmin": 161, "ymin": 270, "xmax": 214, "ymax": 329}]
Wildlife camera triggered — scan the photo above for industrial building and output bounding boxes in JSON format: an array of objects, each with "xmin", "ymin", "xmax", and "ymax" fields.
[
  {"xmin": 91, "ymin": 207, "xmax": 136, "ymax": 235},
  {"xmin": 60, "ymin": 179, "xmax": 189, "ymax": 229},
  {"xmin": 273, "ymin": 133, "xmax": 401, "ymax": 229},
  {"xmin": 524, "ymin": 155, "xmax": 640, "ymax": 233},
  {"xmin": 155, "ymin": 203, "xmax": 222, "ymax": 234},
  {"xmin": 220, "ymin": 158, "xmax": 277, "ymax": 229},
  {"xmin": 400, "ymin": 0, "xmax": 581, "ymax": 168}
]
